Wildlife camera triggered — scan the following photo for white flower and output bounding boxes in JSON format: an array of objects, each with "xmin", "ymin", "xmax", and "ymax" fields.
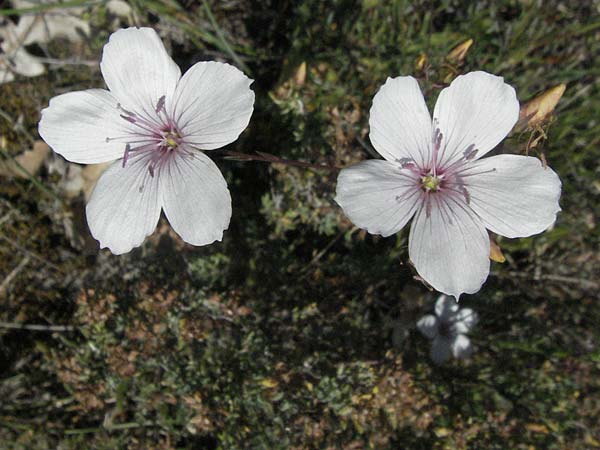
[
  {"xmin": 0, "ymin": 17, "xmax": 45, "ymax": 83},
  {"xmin": 39, "ymin": 27, "xmax": 255, "ymax": 254},
  {"xmin": 1, "ymin": 1, "xmax": 91, "ymax": 84},
  {"xmin": 417, "ymin": 295, "xmax": 478, "ymax": 365},
  {"xmin": 335, "ymin": 71, "xmax": 561, "ymax": 298}
]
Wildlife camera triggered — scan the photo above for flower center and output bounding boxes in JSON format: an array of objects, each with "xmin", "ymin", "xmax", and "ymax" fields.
[
  {"xmin": 421, "ymin": 174, "xmax": 442, "ymax": 192},
  {"xmin": 162, "ymin": 131, "xmax": 180, "ymax": 150}
]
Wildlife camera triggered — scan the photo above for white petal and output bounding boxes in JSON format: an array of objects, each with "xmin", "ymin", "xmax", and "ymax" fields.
[
  {"xmin": 462, "ymin": 154, "xmax": 562, "ymax": 238},
  {"xmin": 434, "ymin": 294, "xmax": 459, "ymax": 321},
  {"xmin": 409, "ymin": 195, "xmax": 490, "ymax": 299},
  {"xmin": 416, "ymin": 314, "xmax": 439, "ymax": 339},
  {"xmin": 100, "ymin": 27, "xmax": 180, "ymax": 113},
  {"xmin": 452, "ymin": 308, "xmax": 478, "ymax": 334},
  {"xmin": 86, "ymin": 153, "xmax": 161, "ymax": 254},
  {"xmin": 335, "ymin": 160, "xmax": 422, "ymax": 237},
  {"xmin": 160, "ymin": 151, "xmax": 232, "ymax": 246},
  {"xmin": 39, "ymin": 89, "xmax": 129, "ymax": 164},
  {"xmin": 433, "ymin": 71, "xmax": 519, "ymax": 166},
  {"xmin": 451, "ymin": 334, "xmax": 473, "ymax": 359},
  {"xmin": 430, "ymin": 336, "xmax": 452, "ymax": 364},
  {"xmin": 369, "ymin": 76, "xmax": 432, "ymax": 166},
  {"xmin": 170, "ymin": 62, "xmax": 254, "ymax": 150}
]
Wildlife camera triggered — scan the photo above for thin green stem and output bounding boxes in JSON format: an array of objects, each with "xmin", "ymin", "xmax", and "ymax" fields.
[
  {"xmin": 0, "ymin": 0, "xmax": 102, "ymax": 16},
  {"xmin": 201, "ymin": 0, "xmax": 252, "ymax": 75}
]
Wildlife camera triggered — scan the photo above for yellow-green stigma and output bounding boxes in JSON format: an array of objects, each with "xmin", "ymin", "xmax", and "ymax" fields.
[
  {"xmin": 164, "ymin": 132, "xmax": 179, "ymax": 149},
  {"xmin": 421, "ymin": 174, "xmax": 441, "ymax": 192}
]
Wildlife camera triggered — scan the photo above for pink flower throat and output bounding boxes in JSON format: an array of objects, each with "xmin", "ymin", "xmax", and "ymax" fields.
[
  {"xmin": 106, "ymin": 95, "xmax": 190, "ymax": 177},
  {"xmin": 395, "ymin": 124, "xmax": 492, "ymax": 217}
]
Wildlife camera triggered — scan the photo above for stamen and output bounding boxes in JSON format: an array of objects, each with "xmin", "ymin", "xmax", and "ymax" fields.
[
  {"xmin": 120, "ymin": 114, "xmax": 137, "ymax": 124},
  {"xmin": 111, "ymin": 95, "xmax": 184, "ymax": 178},
  {"xmin": 117, "ymin": 103, "xmax": 136, "ymax": 117},
  {"xmin": 122, "ymin": 143, "xmax": 131, "ymax": 168},
  {"xmin": 397, "ymin": 157, "xmax": 414, "ymax": 167},
  {"xmin": 116, "ymin": 102, "xmax": 163, "ymax": 135},
  {"xmin": 396, "ymin": 157, "xmax": 421, "ymax": 177},
  {"xmin": 441, "ymin": 146, "xmax": 480, "ymax": 178},
  {"xmin": 431, "ymin": 126, "xmax": 443, "ymax": 177}
]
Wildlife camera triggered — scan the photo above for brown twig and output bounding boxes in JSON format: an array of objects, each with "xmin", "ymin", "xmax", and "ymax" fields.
[
  {"xmin": 220, "ymin": 150, "xmax": 341, "ymax": 173},
  {"xmin": 0, "ymin": 255, "xmax": 30, "ymax": 297},
  {"xmin": 0, "ymin": 321, "xmax": 74, "ymax": 332},
  {"xmin": 0, "ymin": 233, "xmax": 64, "ymax": 273},
  {"xmin": 501, "ymin": 271, "xmax": 599, "ymax": 290}
]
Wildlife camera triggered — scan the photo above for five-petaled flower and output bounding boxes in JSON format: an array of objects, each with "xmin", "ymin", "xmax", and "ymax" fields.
[
  {"xmin": 39, "ymin": 27, "xmax": 254, "ymax": 254},
  {"xmin": 417, "ymin": 295, "xmax": 478, "ymax": 365},
  {"xmin": 335, "ymin": 71, "xmax": 561, "ymax": 298}
]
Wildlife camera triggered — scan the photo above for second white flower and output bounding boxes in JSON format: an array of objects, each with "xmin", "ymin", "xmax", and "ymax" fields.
[{"xmin": 335, "ymin": 71, "xmax": 561, "ymax": 298}]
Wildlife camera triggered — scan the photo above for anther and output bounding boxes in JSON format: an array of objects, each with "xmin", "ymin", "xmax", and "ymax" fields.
[
  {"xmin": 433, "ymin": 127, "xmax": 443, "ymax": 148},
  {"xmin": 156, "ymin": 95, "xmax": 166, "ymax": 114},
  {"xmin": 463, "ymin": 144, "xmax": 478, "ymax": 160},
  {"xmin": 396, "ymin": 157, "xmax": 417, "ymax": 169},
  {"xmin": 461, "ymin": 186, "xmax": 470, "ymax": 204},
  {"xmin": 117, "ymin": 103, "xmax": 136, "ymax": 117}
]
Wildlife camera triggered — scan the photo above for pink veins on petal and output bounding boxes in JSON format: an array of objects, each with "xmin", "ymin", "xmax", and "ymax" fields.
[{"xmin": 107, "ymin": 95, "xmax": 190, "ymax": 177}]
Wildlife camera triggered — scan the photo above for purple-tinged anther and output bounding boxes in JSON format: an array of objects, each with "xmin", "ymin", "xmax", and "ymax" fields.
[
  {"xmin": 156, "ymin": 95, "xmax": 166, "ymax": 114},
  {"xmin": 463, "ymin": 144, "xmax": 478, "ymax": 160}
]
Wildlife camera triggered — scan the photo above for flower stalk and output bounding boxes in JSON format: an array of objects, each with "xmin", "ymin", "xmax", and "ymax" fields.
[{"xmin": 220, "ymin": 150, "xmax": 340, "ymax": 172}]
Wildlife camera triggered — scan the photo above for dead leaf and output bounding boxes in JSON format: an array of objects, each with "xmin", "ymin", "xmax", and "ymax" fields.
[
  {"xmin": 434, "ymin": 427, "xmax": 451, "ymax": 437},
  {"xmin": 415, "ymin": 53, "xmax": 427, "ymax": 71},
  {"xmin": 447, "ymin": 39, "xmax": 473, "ymax": 63},
  {"xmin": 294, "ymin": 61, "xmax": 307, "ymax": 86},
  {"xmin": 518, "ymin": 84, "xmax": 566, "ymax": 130},
  {"xmin": 0, "ymin": 140, "xmax": 50, "ymax": 178},
  {"xmin": 489, "ymin": 236, "xmax": 506, "ymax": 263},
  {"xmin": 82, "ymin": 163, "xmax": 110, "ymax": 201},
  {"xmin": 259, "ymin": 378, "xmax": 278, "ymax": 389},
  {"xmin": 525, "ymin": 423, "xmax": 549, "ymax": 434}
]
